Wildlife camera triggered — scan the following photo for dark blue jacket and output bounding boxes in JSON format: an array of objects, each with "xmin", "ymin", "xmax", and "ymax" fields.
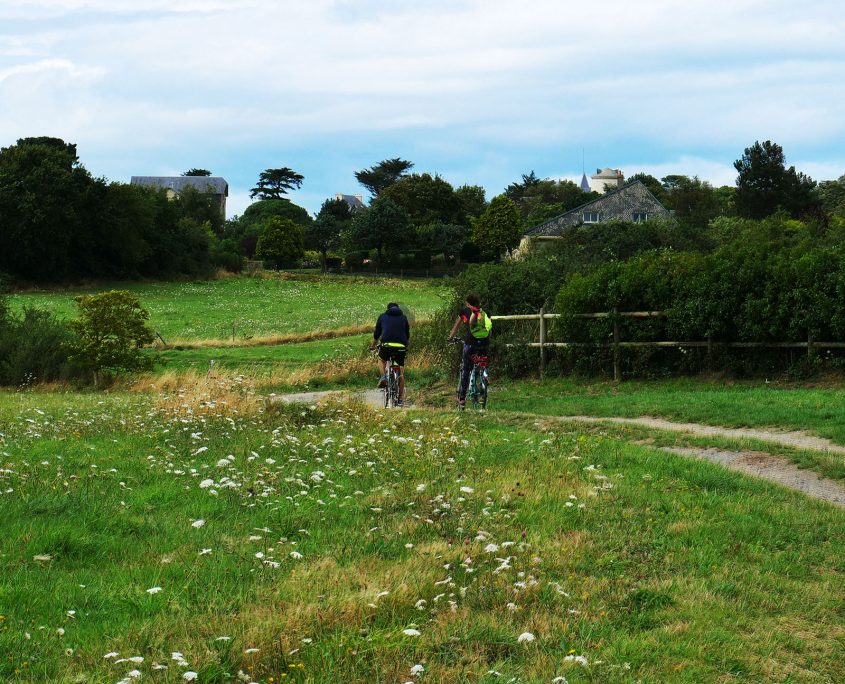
[{"xmin": 374, "ymin": 305, "xmax": 410, "ymax": 346}]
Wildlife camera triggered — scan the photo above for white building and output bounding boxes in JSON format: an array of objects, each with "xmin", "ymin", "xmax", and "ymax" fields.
[{"xmin": 589, "ymin": 167, "xmax": 624, "ymax": 194}]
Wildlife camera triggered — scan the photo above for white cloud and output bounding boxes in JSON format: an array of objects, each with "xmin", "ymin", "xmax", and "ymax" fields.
[{"xmin": 1, "ymin": 0, "xmax": 844, "ymax": 211}]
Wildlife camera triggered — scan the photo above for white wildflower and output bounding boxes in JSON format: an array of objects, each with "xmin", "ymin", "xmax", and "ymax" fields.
[
  {"xmin": 146, "ymin": 586, "xmax": 163, "ymax": 594},
  {"xmin": 517, "ymin": 632, "xmax": 535, "ymax": 643},
  {"xmin": 402, "ymin": 628, "xmax": 421, "ymax": 637},
  {"xmin": 191, "ymin": 519, "xmax": 205, "ymax": 528}
]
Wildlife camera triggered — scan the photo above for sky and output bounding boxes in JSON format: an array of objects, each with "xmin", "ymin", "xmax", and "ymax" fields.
[{"xmin": 1, "ymin": 0, "xmax": 844, "ymax": 217}]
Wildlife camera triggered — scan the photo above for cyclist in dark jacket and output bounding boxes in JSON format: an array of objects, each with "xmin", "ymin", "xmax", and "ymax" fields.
[{"xmin": 370, "ymin": 303, "xmax": 410, "ymax": 403}]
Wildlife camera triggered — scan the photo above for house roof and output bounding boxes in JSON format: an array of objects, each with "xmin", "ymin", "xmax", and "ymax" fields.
[
  {"xmin": 524, "ymin": 180, "xmax": 673, "ymax": 237},
  {"xmin": 579, "ymin": 173, "xmax": 591, "ymax": 192},
  {"xmin": 337, "ymin": 193, "xmax": 366, "ymax": 209},
  {"xmin": 591, "ymin": 167, "xmax": 622, "ymax": 179},
  {"xmin": 130, "ymin": 176, "xmax": 229, "ymax": 196}
]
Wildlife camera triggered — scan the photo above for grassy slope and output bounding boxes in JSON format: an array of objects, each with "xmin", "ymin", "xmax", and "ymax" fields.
[
  {"xmin": 9, "ymin": 276, "xmax": 450, "ymax": 342},
  {"xmin": 1, "ymin": 391, "xmax": 844, "ymax": 683},
  {"xmin": 154, "ymin": 335, "xmax": 369, "ymax": 374}
]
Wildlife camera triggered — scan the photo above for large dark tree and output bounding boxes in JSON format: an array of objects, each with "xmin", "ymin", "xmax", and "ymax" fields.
[
  {"xmin": 733, "ymin": 140, "xmax": 816, "ymax": 219},
  {"xmin": 255, "ymin": 217, "xmax": 305, "ymax": 267},
  {"xmin": 379, "ymin": 173, "xmax": 462, "ymax": 228},
  {"xmin": 250, "ymin": 167, "xmax": 304, "ymax": 200},
  {"xmin": 348, "ymin": 196, "xmax": 409, "ymax": 262},
  {"xmin": 0, "ymin": 137, "xmax": 95, "ymax": 280},
  {"xmin": 504, "ymin": 171, "xmax": 541, "ymax": 206},
  {"xmin": 354, "ymin": 158, "xmax": 413, "ymax": 197},
  {"xmin": 817, "ymin": 174, "xmax": 845, "ymax": 216},
  {"xmin": 455, "ymin": 184, "xmax": 487, "ymax": 224},
  {"xmin": 182, "ymin": 168, "xmax": 212, "ymax": 176},
  {"xmin": 308, "ymin": 198, "xmax": 352, "ymax": 267},
  {"xmin": 522, "ymin": 179, "xmax": 598, "ymax": 227},
  {"xmin": 471, "ymin": 195, "xmax": 522, "ymax": 260},
  {"xmin": 661, "ymin": 175, "xmax": 724, "ymax": 231},
  {"xmin": 626, "ymin": 173, "xmax": 665, "ymax": 201}
]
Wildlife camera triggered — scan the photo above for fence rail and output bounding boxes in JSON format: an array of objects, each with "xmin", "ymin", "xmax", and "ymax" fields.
[{"xmin": 491, "ymin": 308, "xmax": 843, "ymax": 381}]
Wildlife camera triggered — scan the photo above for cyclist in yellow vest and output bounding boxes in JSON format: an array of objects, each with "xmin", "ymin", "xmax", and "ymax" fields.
[{"xmin": 448, "ymin": 293, "xmax": 492, "ymax": 409}]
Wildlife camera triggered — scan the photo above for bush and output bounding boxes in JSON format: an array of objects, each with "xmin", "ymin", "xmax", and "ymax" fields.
[
  {"xmin": 0, "ymin": 306, "xmax": 81, "ymax": 386},
  {"xmin": 69, "ymin": 290, "xmax": 155, "ymax": 386}
]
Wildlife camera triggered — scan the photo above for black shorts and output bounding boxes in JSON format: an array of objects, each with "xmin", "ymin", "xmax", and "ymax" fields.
[{"xmin": 379, "ymin": 346, "xmax": 406, "ymax": 367}]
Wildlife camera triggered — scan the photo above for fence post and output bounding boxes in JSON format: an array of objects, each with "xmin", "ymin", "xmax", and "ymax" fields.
[
  {"xmin": 612, "ymin": 307, "xmax": 621, "ymax": 382},
  {"xmin": 706, "ymin": 335, "xmax": 713, "ymax": 372},
  {"xmin": 539, "ymin": 307, "xmax": 546, "ymax": 379}
]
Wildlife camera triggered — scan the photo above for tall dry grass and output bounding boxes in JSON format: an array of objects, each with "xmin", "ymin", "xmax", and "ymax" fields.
[{"xmin": 161, "ymin": 324, "xmax": 374, "ymax": 350}]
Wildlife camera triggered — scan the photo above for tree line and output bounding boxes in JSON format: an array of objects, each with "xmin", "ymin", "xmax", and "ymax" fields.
[{"xmin": 2, "ymin": 136, "xmax": 843, "ymax": 283}]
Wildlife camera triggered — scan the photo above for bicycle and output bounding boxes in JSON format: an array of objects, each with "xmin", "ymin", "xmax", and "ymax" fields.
[
  {"xmin": 375, "ymin": 345, "xmax": 403, "ymax": 409},
  {"xmin": 450, "ymin": 337, "xmax": 489, "ymax": 410}
]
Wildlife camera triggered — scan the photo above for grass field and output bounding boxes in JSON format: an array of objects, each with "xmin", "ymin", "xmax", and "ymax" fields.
[
  {"xmin": 2, "ymin": 386, "xmax": 845, "ymax": 682},
  {"xmin": 10, "ymin": 275, "xmax": 450, "ymax": 343},
  {"xmin": 495, "ymin": 377, "xmax": 845, "ymax": 444}
]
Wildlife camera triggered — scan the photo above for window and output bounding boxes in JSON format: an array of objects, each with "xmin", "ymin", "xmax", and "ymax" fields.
[
  {"xmin": 582, "ymin": 211, "xmax": 601, "ymax": 224},
  {"xmin": 632, "ymin": 212, "xmax": 649, "ymax": 223}
]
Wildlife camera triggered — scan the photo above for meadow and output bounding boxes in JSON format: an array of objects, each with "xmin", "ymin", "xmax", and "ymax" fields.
[
  {"xmin": 2, "ymin": 386, "xmax": 845, "ymax": 683},
  {"xmin": 4, "ymin": 276, "xmax": 845, "ymax": 682},
  {"xmin": 10, "ymin": 275, "xmax": 450, "ymax": 344}
]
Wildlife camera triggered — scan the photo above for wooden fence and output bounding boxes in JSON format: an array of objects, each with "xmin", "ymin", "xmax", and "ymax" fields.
[{"xmin": 491, "ymin": 308, "xmax": 845, "ymax": 381}]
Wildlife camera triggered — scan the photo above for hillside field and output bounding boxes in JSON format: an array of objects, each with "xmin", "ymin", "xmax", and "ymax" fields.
[{"xmin": 9, "ymin": 275, "xmax": 450, "ymax": 343}]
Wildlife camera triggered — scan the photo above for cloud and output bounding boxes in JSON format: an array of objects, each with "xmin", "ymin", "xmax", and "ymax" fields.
[{"xmin": 1, "ymin": 0, "xmax": 844, "ymax": 212}]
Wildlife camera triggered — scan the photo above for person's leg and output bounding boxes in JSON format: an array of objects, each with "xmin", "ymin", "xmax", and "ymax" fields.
[{"xmin": 458, "ymin": 344, "xmax": 473, "ymax": 402}]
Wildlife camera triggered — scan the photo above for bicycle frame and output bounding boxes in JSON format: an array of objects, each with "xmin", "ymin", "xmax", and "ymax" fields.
[{"xmin": 378, "ymin": 346, "xmax": 403, "ymax": 409}]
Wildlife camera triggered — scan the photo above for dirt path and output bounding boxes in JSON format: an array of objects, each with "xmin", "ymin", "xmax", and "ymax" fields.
[
  {"xmin": 662, "ymin": 447, "xmax": 845, "ymax": 508},
  {"xmin": 275, "ymin": 389, "xmax": 386, "ymax": 408},
  {"xmin": 559, "ymin": 415, "xmax": 845, "ymax": 508},
  {"xmin": 564, "ymin": 415, "xmax": 845, "ymax": 455}
]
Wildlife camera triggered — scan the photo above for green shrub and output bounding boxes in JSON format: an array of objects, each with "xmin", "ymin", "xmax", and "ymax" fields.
[
  {"xmin": 0, "ymin": 306, "xmax": 81, "ymax": 386},
  {"xmin": 69, "ymin": 290, "xmax": 155, "ymax": 386}
]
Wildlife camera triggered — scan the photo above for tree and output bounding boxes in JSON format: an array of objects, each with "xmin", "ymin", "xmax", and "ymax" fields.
[
  {"xmin": 626, "ymin": 173, "xmax": 665, "ymax": 201},
  {"xmin": 522, "ymin": 179, "xmax": 596, "ymax": 226},
  {"xmin": 734, "ymin": 140, "xmax": 816, "ymax": 219},
  {"xmin": 255, "ymin": 217, "xmax": 305, "ymax": 267},
  {"xmin": 660, "ymin": 175, "xmax": 724, "ymax": 231},
  {"xmin": 417, "ymin": 222, "xmax": 468, "ymax": 261},
  {"xmin": 471, "ymin": 195, "xmax": 522, "ymax": 260},
  {"xmin": 250, "ymin": 167, "xmax": 304, "ymax": 200},
  {"xmin": 69, "ymin": 290, "xmax": 154, "ymax": 387},
  {"xmin": 173, "ymin": 184, "xmax": 224, "ymax": 236},
  {"xmin": 354, "ymin": 158, "xmax": 413, "ymax": 197},
  {"xmin": 455, "ymin": 184, "xmax": 487, "ymax": 224},
  {"xmin": 309, "ymin": 198, "xmax": 352, "ymax": 267},
  {"xmin": 504, "ymin": 171, "xmax": 540, "ymax": 206},
  {"xmin": 347, "ymin": 196, "xmax": 409, "ymax": 262},
  {"xmin": 380, "ymin": 173, "xmax": 462, "ymax": 227},
  {"xmin": 183, "ymin": 168, "xmax": 211, "ymax": 176},
  {"xmin": 818, "ymin": 174, "xmax": 845, "ymax": 216}
]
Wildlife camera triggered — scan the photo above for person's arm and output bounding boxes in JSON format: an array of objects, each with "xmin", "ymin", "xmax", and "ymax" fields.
[
  {"xmin": 448, "ymin": 316, "xmax": 462, "ymax": 339},
  {"xmin": 371, "ymin": 316, "xmax": 382, "ymax": 349}
]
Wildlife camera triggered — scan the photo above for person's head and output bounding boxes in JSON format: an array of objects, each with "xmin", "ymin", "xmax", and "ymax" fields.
[
  {"xmin": 465, "ymin": 293, "xmax": 480, "ymax": 309},
  {"xmin": 387, "ymin": 302, "xmax": 400, "ymax": 311}
]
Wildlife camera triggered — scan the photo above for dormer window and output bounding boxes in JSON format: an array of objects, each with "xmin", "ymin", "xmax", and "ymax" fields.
[
  {"xmin": 582, "ymin": 211, "xmax": 601, "ymax": 224},
  {"xmin": 632, "ymin": 212, "xmax": 648, "ymax": 223}
]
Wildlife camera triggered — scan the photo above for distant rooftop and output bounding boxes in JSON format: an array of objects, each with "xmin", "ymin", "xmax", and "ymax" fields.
[
  {"xmin": 336, "ymin": 193, "xmax": 366, "ymax": 210},
  {"xmin": 131, "ymin": 176, "xmax": 228, "ymax": 196}
]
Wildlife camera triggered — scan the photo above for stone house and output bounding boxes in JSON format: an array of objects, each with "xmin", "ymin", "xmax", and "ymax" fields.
[
  {"xmin": 523, "ymin": 180, "xmax": 673, "ymax": 240},
  {"xmin": 130, "ymin": 176, "xmax": 229, "ymax": 217}
]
